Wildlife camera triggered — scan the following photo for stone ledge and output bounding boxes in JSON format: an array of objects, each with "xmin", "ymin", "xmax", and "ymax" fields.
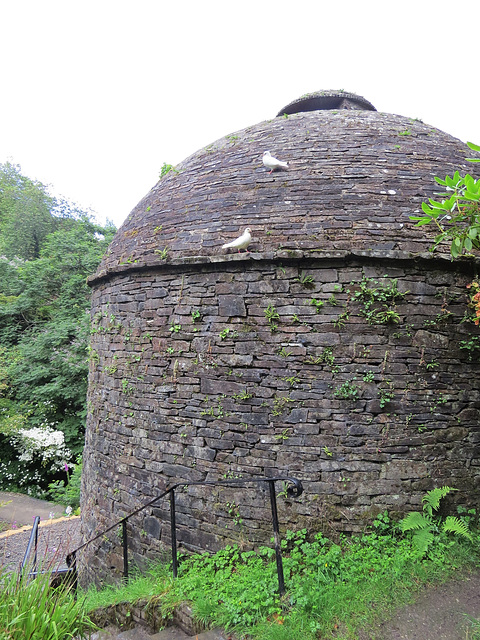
[{"xmin": 87, "ymin": 249, "xmax": 480, "ymax": 286}]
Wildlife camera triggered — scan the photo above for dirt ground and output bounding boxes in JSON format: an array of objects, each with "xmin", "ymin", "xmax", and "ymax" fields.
[
  {"xmin": 0, "ymin": 490, "xmax": 65, "ymax": 526},
  {"xmin": 356, "ymin": 569, "xmax": 480, "ymax": 640},
  {"xmin": 0, "ymin": 491, "xmax": 81, "ymax": 573}
]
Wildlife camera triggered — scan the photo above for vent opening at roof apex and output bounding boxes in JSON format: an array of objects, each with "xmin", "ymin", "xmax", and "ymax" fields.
[{"xmin": 277, "ymin": 90, "xmax": 377, "ymax": 116}]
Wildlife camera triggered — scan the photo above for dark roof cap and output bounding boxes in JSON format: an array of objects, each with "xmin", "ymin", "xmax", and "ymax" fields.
[{"xmin": 277, "ymin": 90, "xmax": 377, "ymax": 116}]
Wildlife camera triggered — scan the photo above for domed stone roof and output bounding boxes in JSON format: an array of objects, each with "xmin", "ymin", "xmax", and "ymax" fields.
[{"xmin": 91, "ymin": 91, "xmax": 478, "ymax": 284}]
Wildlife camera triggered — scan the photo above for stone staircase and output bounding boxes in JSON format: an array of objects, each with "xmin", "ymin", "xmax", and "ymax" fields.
[
  {"xmin": 90, "ymin": 627, "xmax": 235, "ymax": 640},
  {"xmin": 85, "ymin": 593, "xmax": 238, "ymax": 640}
]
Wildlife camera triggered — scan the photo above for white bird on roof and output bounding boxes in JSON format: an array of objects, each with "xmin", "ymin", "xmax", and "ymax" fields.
[
  {"xmin": 263, "ymin": 151, "xmax": 288, "ymax": 174},
  {"xmin": 222, "ymin": 227, "xmax": 252, "ymax": 252}
]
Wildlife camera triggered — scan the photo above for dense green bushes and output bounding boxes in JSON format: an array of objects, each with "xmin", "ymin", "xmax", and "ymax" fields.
[
  {"xmin": 0, "ymin": 161, "xmax": 115, "ymax": 495},
  {"xmin": 83, "ymin": 506, "xmax": 480, "ymax": 640}
]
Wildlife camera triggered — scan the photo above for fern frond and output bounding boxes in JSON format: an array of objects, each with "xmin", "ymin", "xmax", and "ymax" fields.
[
  {"xmin": 400, "ymin": 511, "xmax": 430, "ymax": 533},
  {"xmin": 442, "ymin": 516, "xmax": 472, "ymax": 541},
  {"xmin": 422, "ymin": 486, "xmax": 457, "ymax": 516},
  {"xmin": 412, "ymin": 529, "xmax": 435, "ymax": 554}
]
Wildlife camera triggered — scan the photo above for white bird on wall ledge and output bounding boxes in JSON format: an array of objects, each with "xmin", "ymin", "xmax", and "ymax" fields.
[
  {"xmin": 222, "ymin": 227, "xmax": 252, "ymax": 252},
  {"xmin": 263, "ymin": 151, "xmax": 288, "ymax": 174}
]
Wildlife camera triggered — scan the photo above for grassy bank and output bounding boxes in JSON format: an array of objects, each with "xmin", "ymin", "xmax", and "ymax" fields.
[{"xmin": 83, "ymin": 511, "xmax": 480, "ymax": 640}]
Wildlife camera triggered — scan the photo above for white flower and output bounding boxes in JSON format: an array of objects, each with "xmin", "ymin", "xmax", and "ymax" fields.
[
  {"xmin": 65, "ymin": 506, "xmax": 73, "ymax": 517},
  {"xmin": 10, "ymin": 426, "xmax": 71, "ymax": 472}
]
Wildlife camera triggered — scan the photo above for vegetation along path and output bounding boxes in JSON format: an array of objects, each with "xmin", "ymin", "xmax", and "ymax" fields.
[{"xmin": 357, "ymin": 569, "xmax": 480, "ymax": 640}]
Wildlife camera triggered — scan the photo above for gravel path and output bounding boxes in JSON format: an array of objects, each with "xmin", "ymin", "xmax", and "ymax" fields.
[{"xmin": 0, "ymin": 517, "xmax": 81, "ymax": 574}]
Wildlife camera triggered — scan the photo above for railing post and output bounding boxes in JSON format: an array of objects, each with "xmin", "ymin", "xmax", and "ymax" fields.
[
  {"xmin": 169, "ymin": 490, "xmax": 178, "ymax": 578},
  {"xmin": 122, "ymin": 520, "xmax": 129, "ymax": 582},
  {"xmin": 33, "ymin": 519, "xmax": 38, "ymax": 575},
  {"xmin": 20, "ymin": 516, "xmax": 40, "ymax": 578},
  {"xmin": 267, "ymin": 480, "xmax": 285, "ymax": 596}
]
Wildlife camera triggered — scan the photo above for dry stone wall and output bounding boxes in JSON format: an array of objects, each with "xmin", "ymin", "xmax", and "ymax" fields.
[{"xmin": 81, "ymin": 251, "xmax": 480, "ymax": 584}]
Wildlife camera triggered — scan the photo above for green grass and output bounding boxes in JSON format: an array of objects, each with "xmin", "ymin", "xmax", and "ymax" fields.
[
  {"xmin": 84, "ymin": 561, "xmax": 172, "ymax": 611},
  {"xmin": 0, "ymin": 567, "xmax": 95, "ymax": 639},
  {"xmin": 465, "ymin": 616, "xmax": 480, "ymax": 640},
  {"xmin": 82, "ymin": 514, "xmax": 480, "ymax": 640}
]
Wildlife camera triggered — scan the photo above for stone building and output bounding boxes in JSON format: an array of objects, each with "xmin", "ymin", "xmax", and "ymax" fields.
[{"xmin": 81, "ymin": 91, "xmax": 480, "ymax": 583}]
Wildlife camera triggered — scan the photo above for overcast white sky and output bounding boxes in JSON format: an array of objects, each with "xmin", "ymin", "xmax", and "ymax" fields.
[{"xmin": 1, "ymin": 1, "xmax": 479, "ymax": 229}]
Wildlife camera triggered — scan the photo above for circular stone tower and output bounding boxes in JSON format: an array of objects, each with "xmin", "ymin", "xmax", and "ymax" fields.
[{"xmin": 81, "ymin": 91, "xmax": 480, "ymax": 584}]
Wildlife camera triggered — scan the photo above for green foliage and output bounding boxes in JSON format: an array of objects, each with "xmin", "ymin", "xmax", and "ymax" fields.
[
  {"xmin": 334, "ymin": 379, "xmax": 359, "ymax": 401},
  {"xmin": 191, "ymin": 309, "xmax": 202, "ymax": 323},
  {"xmin": 264, "ymin": 304, "xmax": 279, "ymax": 332},
  {"xmin": 84, "ymin": 514, "xmax": 479, "ymax": 640},
  {"xmin": 0, "ymin": 163, "xmax": 116, "ymax": 489},
  {"xmin": 0, "ymin": 567, "xmax": 95, "ymax": 639},
  {"xmin": 169, "ymin": 322, "xmax": 181, "ymax": 334},
  {"xmin": 219, "ymin": 328, "xmax": 238, "ymax": 341},
  {"xmin": 379, "ymin": 381, "xmax": 395, "ymax": 408},
  {"xmin": 0, "ymin": 162, "xmax": 58, "ymax": 260},
  {"xmin": 155, "ymin": 247, "xmax": 169, "ymax": 259},
  {"xmin": 295, "ymin": 271, "xmax": 315, "ymax": 288},
  {"xmin": 410, "ymin": 142, "xmax": 480, "ymax": 257},
  {"xmin": 320, "ymin": 346, "xmax": 335, "ymax": 367},
  {"xmin": 159, "ymin": 162, "xmax": 176, "ymax": 178},
  {"xmin": 48, "ymin": 457, "xmax": 82, "ymax": 508},
  {"xmin": 400, "ymin": 486, "xmax": 472, "ymax": 555},
  {"xmin": 310, "ymin": 297, "xmax": 324, "ymax": 312},
  {"xmin": 350, "ymin": 275, "xmax": 406, "ymax": 325}
]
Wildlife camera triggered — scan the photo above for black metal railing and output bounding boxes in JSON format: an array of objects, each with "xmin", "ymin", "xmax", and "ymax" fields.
[
  {"xmin": 20, "ymin": 515, "xmax": 40, "ymax": 576},
  {"xmin": 67, "ymin": 475, "xmax": 303, "ymax": 595}
]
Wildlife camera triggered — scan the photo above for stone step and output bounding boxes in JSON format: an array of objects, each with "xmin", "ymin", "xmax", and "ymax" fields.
[{"xmin": 88, "ymin": 625, "xmax": 235, "ymax": 640}]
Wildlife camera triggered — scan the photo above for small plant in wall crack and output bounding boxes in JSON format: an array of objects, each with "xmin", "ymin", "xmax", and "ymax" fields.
[
  {"xmin": 282, "ymin": 374, "xmax": 300, "ymax": 387},
  {"xmin": 459, "ymin": 335, "xmax": 480, "ymax": 360},
  {"xmin": 334, "ymin": 379, "xmax": 359, "ymax": 402},
  {"xmin": 349, "ymin": 275, "xmax": 407, "ymax": 325},
  {"xmin": 155, "ymin": 247, "xmax": 169, "ymax": 260},
  {"xmin": 191, "ymin": 309, "xmax": 202, "ymax": 323},
  {"xmin": 295, "ymin": 271, "xmax": 316, "ymax": 289},
  {"xmin": 378, "ymin": 382, "xmax": 395, "ymax": 408},
  {"xmin": 333, "ymin": 309, "xmax": 350, "ymax": 328},
  {"xmin": 121, "ymin": 379, "xmax": 135, "ymax": 395},
  {"xmin": 159, "ymin": 162, "xmax": 178, "ymax": 178},
  {"xmin": 264, "ymin": 304, "xmax": 280, "ymax": 332},
  {"xmin": 219, "ymin": 328, "xmax": 238, "ymax": 341},
  {"xmin": 310, "ymin": 298, "xmax": 324, "ymax": 313},
  {"xmin": 272, "ymin": 394, "xmax": 294, "ymax": 417},
  {"xmin": 277, "ymin": 481, "xmax": 290, "ymax": 499},
  {"xmin": 169, "ymin": 321, "xmax": 182, "ymax": 334},
  {"xmin": 225, "ymin": 501, "xmax": 243, "ymax": 527},
  {"xmin": 232, "ymin": 389, "xmax": 253, "ymax": 401}
]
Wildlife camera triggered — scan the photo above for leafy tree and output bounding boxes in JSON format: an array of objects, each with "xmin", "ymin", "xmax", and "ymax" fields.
[
  {"xmin": 1, "ymin": 219, "xmax": 115, "ymax": 453},
  {"xmin": 0, "ymin": 161, "xmax": 60, "ymax": 260},
  {"xmin": 0, "ymin": 163, "xmax": 116, "ymax": 491},
  {"xmin": 410, "ymin": 142, "xmax": 480, "ymax": 257}
]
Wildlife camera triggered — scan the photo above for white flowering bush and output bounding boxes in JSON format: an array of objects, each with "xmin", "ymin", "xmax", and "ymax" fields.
[
  {"xmin": 12, "ymin": 426, "xmax": 71, "ymax": 469},
  {"xmin": 0, "ymin": 425, "xmax": 71, "ymax": 495}
]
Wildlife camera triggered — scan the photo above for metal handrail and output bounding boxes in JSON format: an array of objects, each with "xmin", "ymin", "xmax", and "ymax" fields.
[
  {"xmin": 67, "ymin": 475, "xmax": 303, "ymax": 595},
  {"xmin": 20, "ymin": 515, "xmax": 40, "ymax": 576}
]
